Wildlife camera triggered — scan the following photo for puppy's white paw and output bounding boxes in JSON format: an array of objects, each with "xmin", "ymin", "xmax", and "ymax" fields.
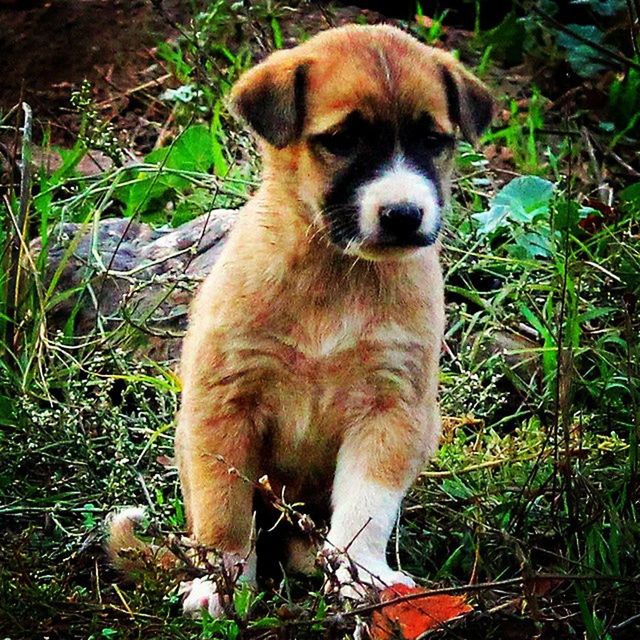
[
  {"xmin": 321, "ymin": 548, "xmax": 415, "ymax": 601},
  {"xmin": 179, "ymin": 577, "xmax": 224, "ymax": 618},
  {"xmin": 374, "ymin": 567, "xmax": 416, "ymax": 589},
  {"xmin": 339, "ymin": 563, "xmax": 415, "ymax": 600}
]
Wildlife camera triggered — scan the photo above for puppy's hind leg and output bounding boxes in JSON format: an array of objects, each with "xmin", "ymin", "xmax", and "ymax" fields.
[
  {"xmin": 286, "ymin": 536, "xmax": 321, "ymax": 576},
  {"xmin": 175, "ymin": 406, "xmax": 258, "ymax": 617}
]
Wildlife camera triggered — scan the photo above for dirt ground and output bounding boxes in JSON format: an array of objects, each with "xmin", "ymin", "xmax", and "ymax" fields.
[
  {"xmin": 0, "ymin": 1, "xmax": 390, "ymax": 154},
  {"xmin": 0, "ymin": 0, "xmax": 188, "ymax": 145}
]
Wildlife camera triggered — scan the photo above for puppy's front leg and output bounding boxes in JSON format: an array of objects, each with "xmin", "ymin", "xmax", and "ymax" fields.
[
  {"xmin": 323, "ymin": 416, "xmax": 434, "ymax": 598},
  {"xmin": 175, "ymin": 406, "xmax": 257, "ymax": 616}
]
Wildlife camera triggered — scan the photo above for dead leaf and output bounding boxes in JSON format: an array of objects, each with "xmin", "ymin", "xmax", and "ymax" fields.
[
  {"xmin": 526, "ymin": 576, "xmax": 565, "ymax": 597},
  {"xmin": 371, "ymin": 584, "xmax": 473, "ymax": 640},
  {"xmin": 156, "ymin": 455, "xmax": 174, "ymax": 467},
  {"xmin": 578, "ymin": 197, "xmax": 617, "ymax": 233}
]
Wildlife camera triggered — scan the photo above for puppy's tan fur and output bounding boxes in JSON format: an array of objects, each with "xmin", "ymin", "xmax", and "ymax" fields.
[{"xmin": 110, "ymin": 24, "xmax": 493, "ymax": 613}]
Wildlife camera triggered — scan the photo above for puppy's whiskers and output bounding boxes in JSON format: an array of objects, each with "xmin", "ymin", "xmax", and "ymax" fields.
[
  {"xmin": 310, "ymin": 204, "xmax": 362, "ymax": 250},
  {"xmin": 307, "ymin": 213, "xmax": 329, "ymax": 245},
  {"xmin": 346, "ymin": 253, "xmax": 363, "ymax": 277}
]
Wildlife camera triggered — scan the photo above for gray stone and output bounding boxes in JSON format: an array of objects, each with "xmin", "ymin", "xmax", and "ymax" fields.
[{"xmin": 30, "ymin": 209, "xmax": 237, "ymax": 361}]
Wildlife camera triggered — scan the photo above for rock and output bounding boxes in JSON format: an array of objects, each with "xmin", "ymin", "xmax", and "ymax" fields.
[
  {"xmin": 30, "ymin": 209, "xmax": 237, "ymax": 361},
  {"xmin": 481, "ymin": 329, "xmax": 539, "ymax": 381}
]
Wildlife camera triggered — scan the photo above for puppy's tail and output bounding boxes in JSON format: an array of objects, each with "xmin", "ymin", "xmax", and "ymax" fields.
[{"xmin": 106, "ymin": 507, "xmax": 175, "ymax": 575}]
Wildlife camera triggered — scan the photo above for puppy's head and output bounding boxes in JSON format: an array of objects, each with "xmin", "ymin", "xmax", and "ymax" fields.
[{"xmin": 231, "ymin": 25, "xmax": 494, "ymax": 260}]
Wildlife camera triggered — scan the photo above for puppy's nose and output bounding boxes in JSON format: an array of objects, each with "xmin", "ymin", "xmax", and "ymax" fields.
[{"xmin": 379, "ymin": 202, "xmax": 423, "ymax": 237}]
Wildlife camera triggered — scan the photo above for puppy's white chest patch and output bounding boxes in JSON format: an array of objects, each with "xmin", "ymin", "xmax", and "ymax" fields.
[
  {"xmin": 273, "ymin": 318, "xmax": 423, "ymax": 443},
  {"xmin": 281, "ymin": 315, "xmax": 366, "ymax": 444},
  {"xmin": 304, "ymin": 315, "xmax": 366, "ymax": 359}
]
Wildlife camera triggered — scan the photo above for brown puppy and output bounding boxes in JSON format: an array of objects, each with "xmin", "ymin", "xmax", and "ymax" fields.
[{"xmin": 174, "ymin": 24, "xmax": 493, "ymax": 615}]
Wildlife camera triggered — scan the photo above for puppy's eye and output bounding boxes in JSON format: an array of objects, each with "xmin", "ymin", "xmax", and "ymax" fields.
[
  {"xmin": 313, "ymin": 128, "xmax": 361, "ymax": 157},
  {"xmin": 418, "ymin": 131, "xmax": 455, "ymax": 154}
]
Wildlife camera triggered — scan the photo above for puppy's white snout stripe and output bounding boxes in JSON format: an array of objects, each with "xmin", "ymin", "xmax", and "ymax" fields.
[{"xmin": 358, "ymin": 158, "xmax": 440, "ymax": 239}]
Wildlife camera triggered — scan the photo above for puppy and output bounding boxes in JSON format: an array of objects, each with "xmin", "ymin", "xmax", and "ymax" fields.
[{"xmin": 171, "ymin": 24, "xmax": 492, "ymax": 616}]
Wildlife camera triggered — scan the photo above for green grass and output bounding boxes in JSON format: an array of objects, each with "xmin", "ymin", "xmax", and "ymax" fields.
[{"xmin": 1, "ymin": 2, "xmax": 640, "ymax": 638}]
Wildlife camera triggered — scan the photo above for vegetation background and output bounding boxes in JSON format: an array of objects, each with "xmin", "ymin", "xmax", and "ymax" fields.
[{"xmin": 0, "ymin": 0, "xmax": 639, "ymax": 638}]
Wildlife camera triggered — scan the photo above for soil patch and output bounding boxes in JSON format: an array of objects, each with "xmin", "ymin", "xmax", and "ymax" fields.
[{"xmin": 0, "ymin": 0, "xmax": 187, "ymax": 144}]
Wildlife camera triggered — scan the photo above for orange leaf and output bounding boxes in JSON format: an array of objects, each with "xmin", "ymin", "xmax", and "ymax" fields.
[{"xmin": 371, "ymin": 584, "xmax": 473, "ymax": 640}]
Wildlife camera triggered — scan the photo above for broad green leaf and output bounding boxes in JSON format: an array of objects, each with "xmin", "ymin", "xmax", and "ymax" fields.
[
  {"xmin": 495, "ymin": 176, "xmax": 554, "ymax": 221},
  {"xmin": 571, "ymin": 0, "xmax": 626, "ymax": 17},
  {"xmin": 163, "ymin": 125, "xmax": 215, "ymax": 173},
  {"xmin": 211, "ymin": 102, "xmax": 230, "ymax": 176},
  {"xmin": 141, "ymin": 125, "xmax": 215, "ymax": 174},
  {"xmin": 471, "ymin": 204, "xmax": 510, "ymax": 234},
  {"xmin": 510, "ymin": 231, "xmax": 553, "ymax": 259},
  {"xmin": 473, "ymin": 176, "xmax": 555, "ymax": 235},
  {"xmin": 620, "ymin": 182, "xmax": 640, "ymax": 215},
  {"xmin": 557, "ymin": 25, "xmax": 607, "ymax": 78},
  {"xmin": 115, "ymin": 126, "xmax": 217, "ymax": 218},
  {"xmin": 480, "ymin": 12, "xmax": 526, "ymax": 66},
  {"xmin": 172, "ymin": 189, "xmax": 214, "ymax": 227},
  {"xmin": 555, "ymin": 201, "xmax": 581, "ymax": 231},
  {"xmin": 119, "ymin": 173, "xmax": 175, "ymax": 218}
]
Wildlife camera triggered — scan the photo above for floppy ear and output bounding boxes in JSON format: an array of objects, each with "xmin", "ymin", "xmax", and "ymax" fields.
[
  {"xmin": 441, "ymin": 62, "xmax": 495, "ymax": 144},
  {"xmin": 230, "ymin": 52, "xmax": 309, "ymax": 149}
]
